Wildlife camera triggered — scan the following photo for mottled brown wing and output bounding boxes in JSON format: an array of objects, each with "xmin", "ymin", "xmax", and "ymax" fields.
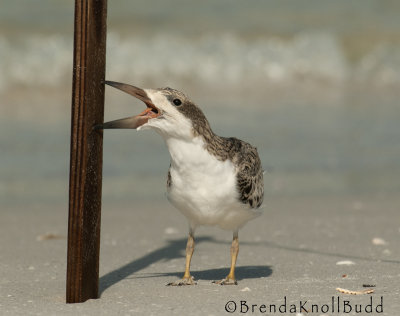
[{"xmin": 235, "ymin": 142, "xmax": 264, "ymax": 208}]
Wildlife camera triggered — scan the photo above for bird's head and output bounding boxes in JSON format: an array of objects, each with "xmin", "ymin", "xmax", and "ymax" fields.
[{"xmin": 97, "ymin": 81, "xmax": 211, "ymax": 140}]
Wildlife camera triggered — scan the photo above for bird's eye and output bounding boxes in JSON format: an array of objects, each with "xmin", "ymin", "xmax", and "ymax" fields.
[{"xmin": 173, "ymin": 99, "xmax": 182, "ymax": 106}]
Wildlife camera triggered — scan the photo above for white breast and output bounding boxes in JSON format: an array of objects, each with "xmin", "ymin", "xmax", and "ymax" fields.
[{"xmin": 165, "ymin": 136, "xmax": 260, "ymax": 231}]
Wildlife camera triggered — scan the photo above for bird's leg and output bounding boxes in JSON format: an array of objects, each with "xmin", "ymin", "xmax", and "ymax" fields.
[
  {"xmin": 182, "ymin": 231, "xmax": 195, "ymax": 281},
  {"xmin": 167, "ymin": 230, "xmax": 197, "ymax": 286},
  {"xmin": 213, "ymin": 231, "xmax": 239, "ymax": 285},
  {"xmin": 227, "ymin": 233, "xmax": 239, "ymax": 282}
]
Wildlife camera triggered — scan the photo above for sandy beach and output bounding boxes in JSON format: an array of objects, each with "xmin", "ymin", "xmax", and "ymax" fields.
[{"xmin": 1, "ymin": 195, "xmax": 399, "ymax": 315}]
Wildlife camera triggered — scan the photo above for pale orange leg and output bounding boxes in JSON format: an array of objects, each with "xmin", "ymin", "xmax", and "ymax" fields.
[
  {"xmin": 214, "ymin": 231, "xmax": 239, "ymax": 285},
  {"xmin": 167, "ymin": 230, "xmax": 196, "ymax": 286}
]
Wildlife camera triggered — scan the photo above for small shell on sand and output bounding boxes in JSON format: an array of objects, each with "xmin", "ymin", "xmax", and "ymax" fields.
[
  {"xmin": 336, "ymin": 287, "xmax": 374, "ymax": 295},
  {"xmin": 336, "ymin": 260, "xmax": 355, "ymax": 265},
  {"xmin": 36, "ymin": 233, "xmax": 64, "ymax": 241},
  {"xmin": 372, "ymin": 237, "xmax": 387, "ymax": 245},
  {"xmin": 164, "ymin": 227, "xmax": 179, "ymax": 235}
]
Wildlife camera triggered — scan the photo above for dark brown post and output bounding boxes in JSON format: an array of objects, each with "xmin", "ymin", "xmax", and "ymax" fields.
[{"xmin": 67, "ymin": 0, "xmax": 108, "ymax": 303}]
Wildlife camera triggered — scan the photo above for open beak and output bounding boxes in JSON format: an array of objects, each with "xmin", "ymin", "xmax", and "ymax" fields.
[{"xmin": 95, "ymin": 81, "xmax": 160, "ymax": 130}]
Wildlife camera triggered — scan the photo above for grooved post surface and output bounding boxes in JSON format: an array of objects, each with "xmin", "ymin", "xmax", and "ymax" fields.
[{"xmin": 67, "ymin": 0, "xmax": 107, "ymax": 303}]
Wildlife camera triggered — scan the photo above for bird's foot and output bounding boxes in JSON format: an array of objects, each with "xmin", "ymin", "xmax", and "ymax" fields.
[
  {"xmin": 212, "ymin": 277, "xmax": 238, "ymax": 285},
  {"xmin": 167, "ymin": 276, "xmax": 197, "ymax": 286}
]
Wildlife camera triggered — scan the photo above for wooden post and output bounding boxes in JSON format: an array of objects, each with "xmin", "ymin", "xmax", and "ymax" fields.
[{"xmin": 67, "ymin": 0, "xmax": 108, "ymax": 303}]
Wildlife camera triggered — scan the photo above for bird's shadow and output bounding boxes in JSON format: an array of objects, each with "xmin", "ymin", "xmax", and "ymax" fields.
[
  {"xmin": 99, "ymin": 236, "xmax": 272, "ymax": 295},
  {"xmin": 128, "ymin": 265, "xmax": 272, "ymax": 282},
  {"xmin": 99, "ymin": 235, "xmax": 400, "ymax": 295},
  {"xmin": 196, "ymin": 265, "xmax": 272, "ymax": 281}
]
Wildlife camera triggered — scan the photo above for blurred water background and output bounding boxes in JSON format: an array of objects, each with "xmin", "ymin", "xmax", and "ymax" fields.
[{"xmin": 1, "ymin": 0, "xmax": 400, "ymax": 207}]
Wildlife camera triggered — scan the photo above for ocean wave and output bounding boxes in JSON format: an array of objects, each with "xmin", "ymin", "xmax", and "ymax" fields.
[
  {"xmin": 1, "ymin": 31, "xmax": 399, "ymax": 93},
  {"xmin": 106, "ymin": 32, "xmax": 348, "ymax": 86}
]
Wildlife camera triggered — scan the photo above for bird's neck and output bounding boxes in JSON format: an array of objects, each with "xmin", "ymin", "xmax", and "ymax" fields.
[
  {"xmin": 164, "ymin": 129, "xmax": 231, "ymax": 174},
  {"xmin": 161, "ymin": 112, "xmax": 231, "ymax": 167},
  {"xmin": 165, "ymin": 135, "xmax": 210, "ymax": 168}
]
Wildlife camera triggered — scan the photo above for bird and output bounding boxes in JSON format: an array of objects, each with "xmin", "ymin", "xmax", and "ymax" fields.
[{"xmin": 97, "ymin": 81, "xmax": 264, "ymax": 286}]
